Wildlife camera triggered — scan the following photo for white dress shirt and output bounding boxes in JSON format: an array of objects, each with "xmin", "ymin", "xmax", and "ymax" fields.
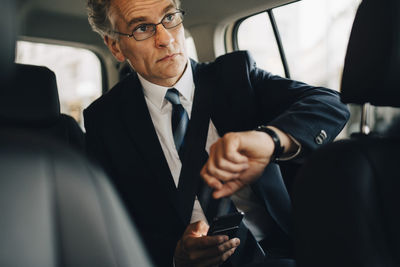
[{"xmin": 138, "ymin": 61, "xmax": 273, "ymax": 241}]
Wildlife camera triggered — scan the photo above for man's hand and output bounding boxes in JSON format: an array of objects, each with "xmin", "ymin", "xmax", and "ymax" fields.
[
  {"xmin": 174, "ymin": 221, "xmax": 240, "ymax": 267},
  {"xmin": 201, "ymin": 130, "xmax": 275, "ymax": 198}
]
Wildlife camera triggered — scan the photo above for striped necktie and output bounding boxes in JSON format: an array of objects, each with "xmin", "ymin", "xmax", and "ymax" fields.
[{"xmin": 165, "ymin": 88, "xmax": 189, "ymax": 160}]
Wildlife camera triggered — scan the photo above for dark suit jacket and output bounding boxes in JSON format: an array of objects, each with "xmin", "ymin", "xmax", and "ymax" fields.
[{"xmin": 84, "ymin": 51, "xmax": 350, "ymax": 266}]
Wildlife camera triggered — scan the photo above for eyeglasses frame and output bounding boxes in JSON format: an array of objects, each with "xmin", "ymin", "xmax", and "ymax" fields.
[{"xmin": 113, "ymin": 9, "xmax": 185, "ymax": 41}]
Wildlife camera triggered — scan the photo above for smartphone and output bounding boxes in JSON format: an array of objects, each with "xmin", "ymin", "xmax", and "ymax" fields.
[{"xmin": 207, "ymin": 212, "xmax": 244, "ymax": 239}]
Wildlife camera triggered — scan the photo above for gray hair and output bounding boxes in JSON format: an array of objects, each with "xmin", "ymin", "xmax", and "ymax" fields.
[{"xmin": 87, "ymin": 0, "xmax": 181, "ymax": 39}]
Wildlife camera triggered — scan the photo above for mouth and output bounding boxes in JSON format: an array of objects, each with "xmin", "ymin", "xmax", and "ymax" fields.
[{"xmin": 157, "ymin": 53, "xmax": 180, "ymax": 62}]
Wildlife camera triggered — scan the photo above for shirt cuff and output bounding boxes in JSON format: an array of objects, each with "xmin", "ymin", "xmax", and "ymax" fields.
[{"xmin": 276, "ymin": 134, "xmax": 301, "ymax": 161}]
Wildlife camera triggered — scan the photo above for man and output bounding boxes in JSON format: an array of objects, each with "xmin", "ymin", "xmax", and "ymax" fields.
[{"xmin": 84, "ymin": 0, "xmax": 349, "ymax": 266}]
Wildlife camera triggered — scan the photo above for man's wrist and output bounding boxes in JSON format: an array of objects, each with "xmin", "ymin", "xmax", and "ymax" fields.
[{"xmin": 255, "ymin": 126, "xmax": 284, "ymax": 161}]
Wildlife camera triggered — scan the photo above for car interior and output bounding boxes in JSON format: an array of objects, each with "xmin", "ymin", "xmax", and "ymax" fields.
[
  {"xmin": 1, "ymin": 2, "xmax": 153, "ymax": 267},
  {"xmin": 293, "ymin": 0, "xmax": 400, "ymax": 266},
  {"xmin": 1, "ymin": 0, "xmax": 400, "ymax": 266},
  {"xmin": 0, "ymin": 63, "xmax": 85, "ymax": 151}
]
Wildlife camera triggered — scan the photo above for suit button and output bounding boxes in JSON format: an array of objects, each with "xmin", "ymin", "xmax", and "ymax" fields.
[{"xmin": 315, "ymin": 130, "xmax": 327, "ymax": 145}]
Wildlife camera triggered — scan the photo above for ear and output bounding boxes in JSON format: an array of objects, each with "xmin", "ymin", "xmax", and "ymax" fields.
[{"xmin": 104, "ymin": 35, "xmax": 126, "ymax": 62}]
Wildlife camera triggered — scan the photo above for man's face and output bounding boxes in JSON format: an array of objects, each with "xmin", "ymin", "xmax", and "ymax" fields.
[{"xmin": 107, "ymin": 0, "xmax": 188, "ymax": 87}]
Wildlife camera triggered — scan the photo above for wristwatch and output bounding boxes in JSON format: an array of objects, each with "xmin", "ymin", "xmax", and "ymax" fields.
[{"xmin": 255, "ymin": 126, "xmax": 285, "ymax": 161}]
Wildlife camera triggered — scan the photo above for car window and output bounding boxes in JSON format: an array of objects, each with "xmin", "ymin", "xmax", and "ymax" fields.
[
  {"xmin": 237, "ymin": 12, "xmax": 285, "ymax": 77},
  {"xmin": 15, "ymin": 41, "xmax": 102, "ymax": 128},
  {"xmin": 273, "ymin": 0, "xmax": 361, "ymax": 90},
  {"xmin": 235, "ymin": 0, "xmax": 398, "ymax": 138},
  {"xmin": 236, "ymin": 0, "xmax": 361, "ymax": 90},
  {"xmin": 273, "ymin": 0, "xmax": 400, "ymax": 136}
]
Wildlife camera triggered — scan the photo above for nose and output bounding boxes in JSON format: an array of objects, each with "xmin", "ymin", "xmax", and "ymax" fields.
[{"xmin": 155, "ymin": 24, "xmax": 174, "ymax": 48}]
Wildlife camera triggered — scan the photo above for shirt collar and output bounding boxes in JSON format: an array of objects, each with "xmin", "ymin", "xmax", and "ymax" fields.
[{"xmin": 138, "ymin": 60, "xmax": 194, "ymax": 110}]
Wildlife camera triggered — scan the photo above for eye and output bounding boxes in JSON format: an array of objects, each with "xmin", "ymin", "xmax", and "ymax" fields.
[
  {"xmin": 164, "ymin": 13, "xmax": 176, "ymax": 23},
  {"xmin": 134, "ymin": 24, "xmax": 151, "ymax": 33}
]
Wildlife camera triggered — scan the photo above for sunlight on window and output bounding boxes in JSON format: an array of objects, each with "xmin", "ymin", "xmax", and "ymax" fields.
[
  {"xmin": 238, "ymin": 12, "xmax": 285, "ymax": 77},
  {"xmin": 237, "ymin": 0, "xmax": 365, "ymax": 139},
  {"xmin": 274, "ymin": 0, "xmax": 362, "ymax": 90},
  {"xmin": 15, "ymin": 41, "xmax": 102, "ymax": 128},
  {"xmin": 237, "ymin": 0, "xmax": 361, "ymax": 91}
]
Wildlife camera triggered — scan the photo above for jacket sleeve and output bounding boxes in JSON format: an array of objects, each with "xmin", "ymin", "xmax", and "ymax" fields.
[{"xmin": 214, "ymin": 51, "xmax": 350, "ymax": 157}]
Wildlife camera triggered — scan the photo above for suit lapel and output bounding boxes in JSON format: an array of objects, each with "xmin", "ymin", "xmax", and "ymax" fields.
[{"xmin": 119, "ymin": 74, "xmax": 185, "ymax": 222}]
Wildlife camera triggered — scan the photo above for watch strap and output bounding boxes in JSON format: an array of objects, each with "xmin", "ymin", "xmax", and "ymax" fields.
[{"xmin": 255, "ymin": 126, "xmax": 285, "ymax": 161}]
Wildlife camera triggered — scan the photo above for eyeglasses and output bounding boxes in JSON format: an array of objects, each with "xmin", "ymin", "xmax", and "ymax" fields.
[{"xmin": 114, "ymin": 10, "xmax": 185, "ymax": 41}]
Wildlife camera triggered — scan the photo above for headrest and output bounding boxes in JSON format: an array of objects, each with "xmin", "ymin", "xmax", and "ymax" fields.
[
  {"xmin": 0, "ymin": 64, "xmax": 60, "ymax": 124},
  {"xmin": 0, "ymin": 0, "xmax": 16, "ymax": 85},
  {"xmin": 341, "ymin": 0, "xmax": 400, "ymax": 107}
]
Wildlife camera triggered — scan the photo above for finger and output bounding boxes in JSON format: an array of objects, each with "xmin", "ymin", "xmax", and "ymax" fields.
[
  {"xmin": 207, "ymin": 143, "xmax": 249, "ymax": 177},
  {"xmin": 203, "ymin": 159, "xmax": 248, "ymax": 184},
  {"xmin": 213, "ymin": 134, "xmax": 248, "ymax": 164},
  {"xmin": 213, "ymin": 158, "xmax": 249, "ymax": 174},
  {"xmin": 209, "ymin": 238, "xmax": 240, "ymax": 258},
  {"xmin": 185, "ymin": 235, "xmax": 228, "ymax": 251},
  {"xmin": 200, "ymin": 247, "xmax": 238, "ymax": 266},
  {"xmin": 200, "ymin": 157, "xmax": 234, "ymax": 186},
  {"xmin": 213, "ymin": 181, "xmax": 243, "ymax": 198},
  {"xmin": 201, "ymin": 169, "xmax": 224, "ymax": 190},
  {"xmin": 223, "ymin": 148, "xmax": 249, "ymax": 164},
  {"xmin": 191, "ymin": 220, "xmax": 210, "ymax": 236},
  {"xmin": 189, "ymin": 238, "xmax": 240, "ymax": 263},
  {"xmin": 206, "ymin": 165, "xmax": 240, "ymax": 182},
  {"xmin": 183, "ymin": 220, "xmax": 210, "ymax": 240}
]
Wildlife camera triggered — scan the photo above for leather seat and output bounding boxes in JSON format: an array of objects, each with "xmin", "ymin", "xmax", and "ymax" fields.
[
  {"xmin": 0, "ymin": 132, "xmax": 154, "ymax": 267},
  {"xmin": 0, "ymin": 64, "xmax": 85, "ymax": 151},
  {"xmin": 293, "ymin": 0, "xmax": 400, "ymax": 266},
  {"xmin": 0, "ymin": 1, "xmax": 153, "ymax": 266}
]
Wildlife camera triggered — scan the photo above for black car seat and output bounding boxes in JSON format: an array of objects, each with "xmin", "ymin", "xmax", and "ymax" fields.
[
  {"xmin": 0, "ymin": 0, "xmax": 153, "ymax": 266},
  {"xmin": 0, "ymin": 132, "xmax": 154, "ymax": 267},
  {"xmin": 0, "ymin": 64, "xmax": 85, "ymax": 151},
  {"xmin": 293, "ymin": 0, "xmax": 400, "ymax": 266}
]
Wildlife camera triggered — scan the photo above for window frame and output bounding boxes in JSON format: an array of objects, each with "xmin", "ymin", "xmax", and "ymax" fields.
[
  {"xmin": 230, "ymin": 2, "xmax": 301, "ymax": 79},
  {"xmin": 17, "ymin": 37, "xmax": 108, "ymax": 94}
]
